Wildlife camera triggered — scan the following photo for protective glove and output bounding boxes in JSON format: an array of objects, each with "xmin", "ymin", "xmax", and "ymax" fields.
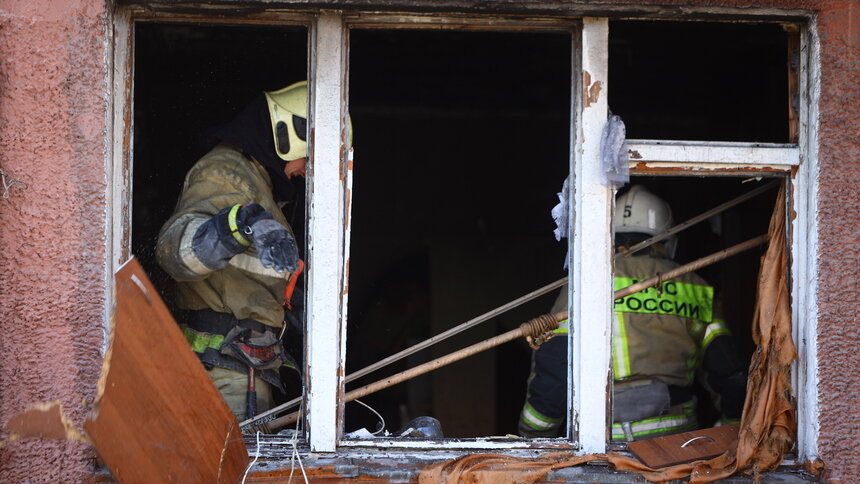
[
  {"xmin": 239, "ymin": 204, "xmax": 300, "ymax": 273},
  {"xmin": 192, "ymin": 203, "xmax": 300, "ymax": 273}
]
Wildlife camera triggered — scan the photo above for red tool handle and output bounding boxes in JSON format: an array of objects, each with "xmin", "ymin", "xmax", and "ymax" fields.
[
  {"xmin": 283, "ymin": 259, "xmax": 305, "ymax": 310},
  {"xmin": 246, "ymin": 367, "xmax": 257, "ymax": 419}
]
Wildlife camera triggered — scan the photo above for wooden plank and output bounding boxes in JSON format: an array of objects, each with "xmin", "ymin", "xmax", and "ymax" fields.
[
  {"xmin": 627, "ymin": 424, "xmax": 740, "ymax": 469},
  {"xmin": 84, "ymin": 258, "xmax": 248, "ymax": 483}
]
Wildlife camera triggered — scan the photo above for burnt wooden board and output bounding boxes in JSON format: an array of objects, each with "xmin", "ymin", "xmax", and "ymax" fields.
[
  {"xmin": 84, "ymin": 257, "xmax": 249, "ymax": 483},
  {"xmin": 627, "ymin": 424, "xmax": 740, "ymax": 469}
]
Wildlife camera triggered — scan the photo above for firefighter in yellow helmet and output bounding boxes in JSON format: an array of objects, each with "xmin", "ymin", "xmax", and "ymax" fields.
[
  {"xmin": 156, "ymin": 81, "xmax": 350, "ymax": 420},
  {"xmin": 519, "ymin": 185, "xmax": 748, "ymax": 440}
]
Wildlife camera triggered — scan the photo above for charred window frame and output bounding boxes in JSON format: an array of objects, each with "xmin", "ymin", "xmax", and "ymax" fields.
[{"xmin": 110, "ymin": 7, "xmax": 820, "ymax": 461}]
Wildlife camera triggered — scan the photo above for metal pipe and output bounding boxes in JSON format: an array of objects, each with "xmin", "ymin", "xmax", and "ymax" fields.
[
  {"xmin": 241, "ymin": 277, "xmax": 568, "ymax": 429},
  {"xmin": 342, "ymin": 182, "xmax": 775, "ymax": 386},
  {"xmin": 258, "ymin": 313, "xmax": 564, "ymax": 432},
  {"xmin": 614, "ymin": 234, "xmax": 769, "ymax": 300},
  {"xmin": 241, "ymin": 183, "xmax": 777, "ymax": 430},
  {"xmin": 615, "ymin": 180, "xmax": 777, "ymax": 259},
  {"xmin": 259, "ymin": 233, "xmax": 768, "ymax": 432}
]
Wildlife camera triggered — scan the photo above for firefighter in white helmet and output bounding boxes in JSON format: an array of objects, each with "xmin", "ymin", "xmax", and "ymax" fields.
[
  {"xmin": 519, "ymin": 185, "xmax": 748, "ymax": 440},
  {"xmin": 157, "ymin": 81, "xmax": 351, "ymax": 420}
]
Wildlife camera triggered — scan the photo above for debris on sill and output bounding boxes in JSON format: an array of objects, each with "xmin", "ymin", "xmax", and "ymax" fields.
[
  {"xmin": 345, "ymin": 428, "xmax": 379, "ymax": 439},
  {"xmin": 242, "ymin": 450, "xmax": 820, "ymax": 484}
]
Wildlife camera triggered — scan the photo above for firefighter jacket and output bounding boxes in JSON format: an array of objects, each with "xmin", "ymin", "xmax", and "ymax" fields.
[
  {"xmin": 519, "ymin": 253, "xmax": 741, "ymax": 440},
  {"xmin": 156, "ymin": 144, "xmax": 291, "ymax": 329},
  {"xmin": 609, "ymin": 255, "xmax": 726, "ymax": 388}
]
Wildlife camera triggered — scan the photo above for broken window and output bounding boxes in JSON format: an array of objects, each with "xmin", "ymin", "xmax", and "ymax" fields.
[
  {"xmin": 607, "ymin": 175, "xmax": 781, "ymax": 445},
  {"xmin": 118, "ymin": 8, "xmax": 815, "ymax": 461},
  {"xmin": 609, "ymin": 20, "xmax": 793, "ymax": 143},
  {"xmin": 598, "ymin": 19, "xmax": 800, "ymax": 447},
  {"xmin": 130, "ymin": 20, "xmax": 311, "ymax": 409},
  {"xmin": 344, "ymin": 27, "xmax": 571, "ymax": 440}
]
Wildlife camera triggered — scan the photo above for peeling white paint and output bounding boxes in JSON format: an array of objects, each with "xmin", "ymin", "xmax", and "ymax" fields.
[
  {"xmin": 339, "ymin": 439, "xmax": 575, "ymax": 450},
  {"xmin": 627, "ymin": 141, "xmax": 800, "ymax": 166},
  {"xmin": 572, "ymin": 17, "xmax": 612, "ymax": 454},
  {"xmin": 108, "ymin": 9, "xmax": 134, "ymax": 355},
  {"xmin": 307, "ymin": 11, "xmax": 348, "ymax": 452},
  {"xmin": 792, "ymin": 16, "xmax": 821, "ymax": 462},
  {"xmin": 628, "ymin": 162, "xmax": 791, "ymax": 172}
]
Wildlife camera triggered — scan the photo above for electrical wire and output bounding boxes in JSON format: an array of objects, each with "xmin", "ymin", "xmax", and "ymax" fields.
[
  {"xmin": 287, "ymin": 396, "xmax": 309, "ymax": 484},
  {"xmin": 241, "ymin": 431, "xmax": 262, "ymax": 484},
  {"xmin": 352, "ymin": 398, "xmax": 386, "ymax": 436}
]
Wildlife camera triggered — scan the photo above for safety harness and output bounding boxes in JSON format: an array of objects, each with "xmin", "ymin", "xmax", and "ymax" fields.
[
  {"xmin": 181, "ymin": 309, "xmax": 296, "ymax": 393},
  {"xmin": 181, "ymin": 259, "xmax": 306, "ymax": 417}
]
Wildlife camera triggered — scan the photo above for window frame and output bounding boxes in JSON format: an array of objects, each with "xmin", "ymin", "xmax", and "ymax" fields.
[
  {"xmin": 111, "ymin": 5, "xmax": 820, "ymax": 462},
  {"xmin": 334, "ymin": 12, "xmax": 582, "ymax": 452},
  {"xmin": 585, "ymin": 17, "xmax": 819, "ymax": 459}
]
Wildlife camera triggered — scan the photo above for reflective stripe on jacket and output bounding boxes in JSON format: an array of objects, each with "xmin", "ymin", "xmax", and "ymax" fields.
[
  {"xmin": 156, "ymin": 144, "xmax": 292, "ymax": 328},
  {"xmin": 610, "ymin": 400, "xmax": 698, "ymax": 441},
  {"xmin": 520, "ymin": 254, "xmax": 730, "ymax": 439},
  {"xmin": 610, "ymin": 256, "xmax": 725, "ymax": 387},
  {"xmin": 520, "ymin": 401, "xmax": 563, "ymax": 432},
  {"xmin": 547, "ymin": 257, "xmax": 728, "ymax": 388}
]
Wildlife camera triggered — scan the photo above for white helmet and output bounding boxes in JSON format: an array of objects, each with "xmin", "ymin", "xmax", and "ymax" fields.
[{"xmin": 614, "ymin": 185, "xmax": 676, "ymax": 256}]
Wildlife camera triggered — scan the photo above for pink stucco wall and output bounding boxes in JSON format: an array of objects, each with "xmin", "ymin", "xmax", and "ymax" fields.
[
  {"xmin": 810, "ymin": 1, "xmax": 860, "ymax": 482},
  {"xmin": 0, "ymin": 0, "xmax": 857, "ymax": 482},
  {"xmin": 0, "ymin": 0, "xmax": 110, "ymax": 481}
]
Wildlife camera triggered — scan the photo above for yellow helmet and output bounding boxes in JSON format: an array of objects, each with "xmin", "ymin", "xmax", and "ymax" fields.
[
  {"xmin": 265, "ymin": 81, "xmax": 309, "ymax": 162},
  {"xmin": 264, "ymin": 81, "xmax": 353, "ymax": 162}
]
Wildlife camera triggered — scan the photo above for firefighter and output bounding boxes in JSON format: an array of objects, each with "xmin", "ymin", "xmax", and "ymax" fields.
[
  {"xmin": 519, "ymin": 185, "xmax": 748, "ymax": 440},
  {"xmin": 156, "ymin": 81, "xmax": 339, "ymax": 420}
]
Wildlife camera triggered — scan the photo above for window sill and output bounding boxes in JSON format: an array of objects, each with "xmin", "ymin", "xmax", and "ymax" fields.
[{"xmin": 244, "ymin": 446, "xmax": 821, "ymax": 483}]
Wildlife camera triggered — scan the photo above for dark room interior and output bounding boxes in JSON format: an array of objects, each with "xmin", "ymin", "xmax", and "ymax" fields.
[{"xmin": 132, "ymin": 19, "xmax": 789, "ymax": 439}]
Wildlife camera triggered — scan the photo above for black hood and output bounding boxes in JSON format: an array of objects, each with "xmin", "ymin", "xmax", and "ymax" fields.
[{"xmin": 204, "ymin": 94, "xmax": 297, "ymax": 202}]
